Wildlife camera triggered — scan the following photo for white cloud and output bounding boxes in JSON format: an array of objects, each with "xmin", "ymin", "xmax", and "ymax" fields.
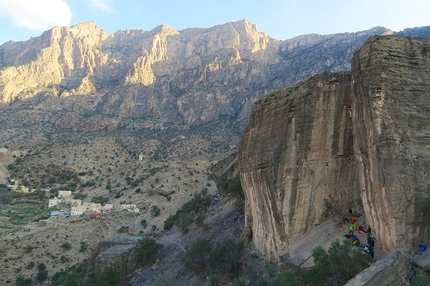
[
  {"xmin": 90, "ymin": 0, "xmax": 116, "ymax": 13},
  {"xmin": 0, "ymin": 0, "xmax": 72, "ymax": 30}
]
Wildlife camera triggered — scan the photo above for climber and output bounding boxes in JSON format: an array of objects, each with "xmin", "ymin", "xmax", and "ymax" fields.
[
  {"xmin": 351, "ymin": 216, "xmax": 357, "ymax": 230},
  {"xmin": 367, "ymin": 233, "xmax": 375, "ymax": 258},
  {"xmin": 349, "ymin": 222, "xmax": 354, "ymax": 236},
  {"xmin": 346, "ymin": 104, "xmax": 352, "ymax": 118},
  {"xmin": 419, "ymin": 241, "xmax": 427, "ymax": 253}
]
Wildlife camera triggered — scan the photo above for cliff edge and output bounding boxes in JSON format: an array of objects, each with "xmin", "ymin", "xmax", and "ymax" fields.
[{"xmin": 238, "ymin": 35, "xmax": 430, "ymax": 260}]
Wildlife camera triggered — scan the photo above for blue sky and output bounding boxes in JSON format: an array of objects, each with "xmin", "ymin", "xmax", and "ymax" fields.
[{"xmin": 0, "ymin": 0, "xmax": 429, "ymax": 45}]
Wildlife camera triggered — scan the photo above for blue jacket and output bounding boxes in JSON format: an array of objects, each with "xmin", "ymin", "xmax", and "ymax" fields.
[{"xmin": 419, "ymin": 243, "xmax": 427, "ymax": 252}]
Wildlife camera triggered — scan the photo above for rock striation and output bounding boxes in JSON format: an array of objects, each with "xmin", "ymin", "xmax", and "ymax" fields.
[{"xmin": 238, "ymin": 35, "xmax": 430, "ymax": 260}]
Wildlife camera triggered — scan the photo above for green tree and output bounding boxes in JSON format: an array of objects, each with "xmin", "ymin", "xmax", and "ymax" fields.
[
  {"xmin": 153, "ymin": 276, "xmax": 178, "ymax": 286},
  {"xmin": 303, "ymin": 239, "xmax": 366, "ymax": 285},
  {"xmin": 134, "ymin": 237, "xmax": 164, "ymax": 265},
  {"xmin": 91, "ymin": 196, "xmax": 109, "ymax": 205},
  {"xmin": 179, "ymin": 237, "xmax": 211, "ymax": 275},
  {"xmin": 24, "ymin": 245, "xmax": 33, "ymax": 253},
  {"xmin": 151, "ymin": 205, "xmax": 161, "ymax": 217},
  {"xmin": 208, "ymin": 239, "xmax": 243, "ymax": 274},
  {"xmin": 15, "ymin": 276, "xmax": 32, "ymax": 286},
  {"xmin": 94, "ymin": 267, "xmax": 120, "ymax": 286},
  {"xmin": 140, "ymin": 219, "xmax": 147, "ymax": 229},
  {"xmin": 268, "ymin": 270, "xmax": 302, "ymax": 286}
]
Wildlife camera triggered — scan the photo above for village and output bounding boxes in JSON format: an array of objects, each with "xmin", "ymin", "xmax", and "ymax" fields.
[{"xmin": 6, "ymin": 180, "xmax": 140, "ymax": 219}]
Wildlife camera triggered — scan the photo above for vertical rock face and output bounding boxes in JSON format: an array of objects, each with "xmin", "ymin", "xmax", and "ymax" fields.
[
  {"xmin": 352, "ymin": 36, "xmax": 430, "ymax": 253},
  {"xmin": 239, "ymin": 35, "xmax": 430, "ymax": 260},
  {"xmin": 238, "ymin": 72, "xmax": 360, "ymax": 260}
]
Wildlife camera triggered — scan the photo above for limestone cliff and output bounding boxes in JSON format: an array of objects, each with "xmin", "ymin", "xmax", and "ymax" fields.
[
  {"xmin": 352, "ymin": 35, "xmax": 430, "ymax": 253},
  {"xmin": 239, "ymin": 72, "xmax": 360, "ymax": 260},
  {"xmin": 0, "ymin": 21, "xmax": 394, "ymax": 127},
  {"xmin": 239, "ymin": 35, "xmax": 430, "ymax": 259}
]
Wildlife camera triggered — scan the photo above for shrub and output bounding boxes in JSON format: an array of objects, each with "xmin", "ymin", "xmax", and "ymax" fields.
[
  {"xmin": 27, "ymin": 261, "xmax": 35, "ymax": 269},
  {"xmin": 140, "ymin": 219, "xmax": 147, "ymax": 229},
  {"xmin": 268, "ymin": 270, "xmax": 302, "ymax": 286},
  {"xmin": 147, "ymin": 189, "xmax": 155, "ymax": 196},
  {"xmin": 208, "ymin": 239, "xmax": 243, "ymax": 274},
  {"xmin": 16, "ymin": 276, "xmax": 32, "ymax": 286},
  {"xmin": 264, "ymin": 90, "xmax": 278, "ymax": 97},
  {"xmin": 37, "ymin": 263, "xmax": 46, "ymax": 271},
  {"xmin": 164, "ymin": 215, "xmax": 176, "ymax": 230},
  {"xmin": 177, "ymin": 212, "xmax": 194, "ymax": 234},
  {"xmin": 79, "ymin": 244, "xmax": 88, "ymax": 252},
  {"xmin": 179, "ymin": 238, "xmax": 211, "ymax": 275},
  {"xmin": 134, "ymin": 237, "xmax": 164, "ymax": 265},
  {"xmin": 61, "ymin": 242, "xmax": 71, "ymax": 250},
  {"xmin": 24, "ymin": 245, "xmax": 33, "ymax": 253},
  {"xmin": 91, "ymin": 196, "xmax": 109, "ymax": 205},
  {"xmin": 153, "ymin": 275, "xmax": 179, "ymax": 286},
  {"xmin": 37, "ymin": 269, "xmax": 48, "ymax": 282},
  {"xmin": 302, "ymin": 239, "xmax": 366, "ymax": 285},
  {"xmin": 151, "ymin": 205, "xmax": 161, "ymax": 217},
  {"xmin": 208, "ymin": 275, "xmax": 222, "ymax": 286},
  {"xmin": 163, "ymin": 189, "xmax": 212, "ymax": 232},
  {"xmin": 94, "ymin": 267, "xmax": 120, "ymax": 286},
  {"xmin": 118, "ymin": 226, "xmax": 129, "ymax": 233},
  {"xmin": 73, "ymin": 192, "xmax": 88, "ymax": 200}
]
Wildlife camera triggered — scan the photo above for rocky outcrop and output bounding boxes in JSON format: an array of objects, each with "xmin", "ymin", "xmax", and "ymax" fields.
[
  {"xmin": 344, "ymin": 252, "xmax": 414, "ymax": 286},
  {"xmin": 239, "ymin": 35, "xmax": 430, "ymax": 260},
  {"xmin": 0, "ymin": 21, "xmax": 396, "ymax": 128},
  {"xmin": 94, "ymin": 236, "xmax": 140, "ymax": 280},
  {"xmin": 413, "ymin": 249, "xmax": 430, "ymax": 271},
  {"xmin": 239, "ymin": 71, "xmax": 360, "ymax": 260},
  {"xmin": 352, "ymin": 36, "xmax": 430, "ymax": 254}
]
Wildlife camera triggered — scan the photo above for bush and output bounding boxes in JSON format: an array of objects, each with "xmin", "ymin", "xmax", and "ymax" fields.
[
  {"xmin": 27, "ymin": 261, "xmax": 35, "ymax": 269},
  {"xmin": 163, "ymin": 189, "xmax": 212, "ymax": 232},
  {"xmin": 134, "ymin": 237, "xmax": 164, "ymax": 265},
  {"xmin": 16, "ymin": 276, "xmax": 32, "ymax": 286},
  {"xmin": 91, "ymin": 196, "xmax": 109, "ymax": 205},
  {"xmin": 94, "ymin": 267, "xmax": 120, "ymax": 286},
  {"xmin": 37, "ymin": 263, "xmax": 46, "ymax": 271},
  {"xmin": 151, "ymin": 205, "xmax": 161, "ymax": 217},
  {"xmin": 208, "ymin": 275, "xmax": 222, "ymax": 286},
  {"xmin": 37, "ymin": 269, "xmax": 48, "ymax": 282},
  {"xmin": 164, "ymin": 215, "xmax": 176, "ymax": 230},
  {"xmin": 153, "ymin": 275, "xmax": 178, "ymax": 286},
  {"xmin": 140, "ymin": 219, "xmax": 147, "ymax": 229},
  {"xmin": 179, "ymin": 237, "xmax": 211, "ymax": 275},
  {"xmin": 73, "ymin": 192, "xmax": 88, "ymax": 200},
  {"xmin": 79, "ymin": 244, "xmax": 88, "ymax": 252},
  {"xmin": 268, "ymin": 270, "xmax": 302, "ymax": 286},
  {"xmin": 208, "ymin": 239, "xmax": 243, "ymax": 274},
  {"xmin": 61, "ymin": 242, "xmax": 71, "ymax": 250},
  {"xmin": 264, "ymin": 90, "xmax": 278, "ymax": 97},
  {"xmin": 24, "ymin": 245, "xmax": 33, "ymax": 253},
  {"xmin": 302, "ymin": 239, "xmax": 366, "ymax": 285}
]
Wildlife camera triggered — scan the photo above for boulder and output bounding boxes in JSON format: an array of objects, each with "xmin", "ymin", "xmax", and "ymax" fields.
[
  {"xmin": 344, "ymin": 252, "xmax": 414, "ymax": 286},
  {"xmin": 413, "ymin": 249, "xmax": 430, "ymax": 271},
  {"xmin": 94, "ymin": 236, "xmax": 141, "ymax": 280}
]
